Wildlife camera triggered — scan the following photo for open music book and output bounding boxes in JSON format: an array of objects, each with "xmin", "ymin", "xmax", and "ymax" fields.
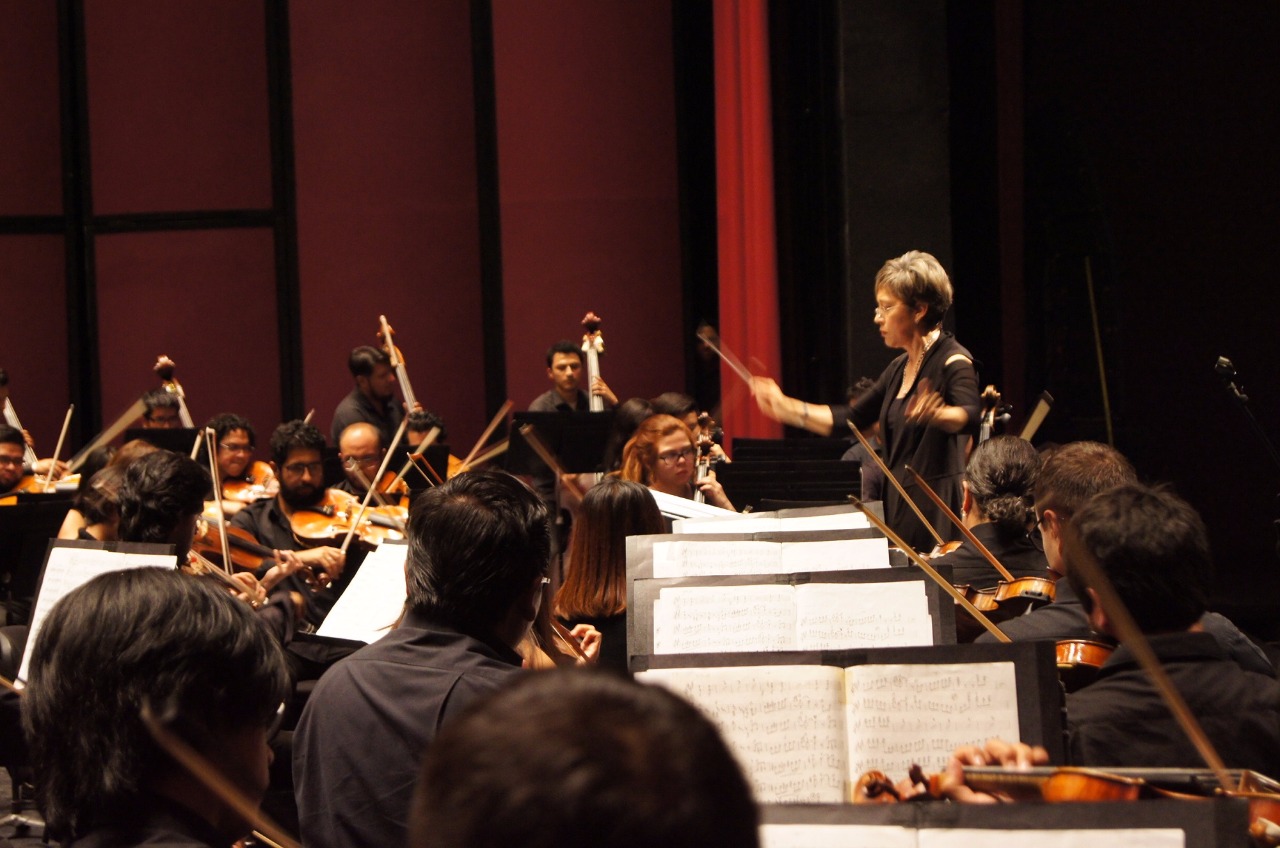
[{"xmin": 636, "ymin": 643, "xmax": 1058, "ymax": 804}]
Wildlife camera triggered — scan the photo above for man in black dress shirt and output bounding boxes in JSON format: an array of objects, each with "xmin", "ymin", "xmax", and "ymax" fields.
[
  {"xmin": 330, "ymin": 345, "xmax": 402, "ymax": 447},
  {"xmin": 528, "ymin": 340, "xmax": 617, "ymax": 412},
  {"xmin": 1062, "ymin": 483, "xmax": 1280, "ymax": 773},
  {"xmin": 293, "ymin": 470, "xmax": 550, "ymax": 848}
]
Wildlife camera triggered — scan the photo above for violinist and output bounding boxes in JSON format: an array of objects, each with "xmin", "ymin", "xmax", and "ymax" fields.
[
  {"xmin": 229, "ymin": 420, "xmax": 346, "ymax": 589},
  {"xmin": 330, "ymin": 345, "xmax": 402, "ymax": 448},
  {"xmin": 203, "ymin": 412, "xmax": 276, "ymax": 514},
  {"xmin": 1059, "ymin": 483, "xmax": 1280, "ymax": 773},
  {"xmin": 974, "ymin": 442, "xmax": 1271, "ymax": 675},
  {"xmin": 140, "ymin": 388, "xmax": 183, "ymax": 429},
  {"xmin": 0, "ymin": 423, "xmax": 69, "ymax": 493},
  {"xmin": 406, "ymin": 407, "xmax": 447, "ymax": 448},
  {"xmin": 334, "ymin": 421, "xmax": 385, "ymax": 496},
  {"xmin": 931, "ymin": 435, "xmax": 1047, "ymax": 590}
]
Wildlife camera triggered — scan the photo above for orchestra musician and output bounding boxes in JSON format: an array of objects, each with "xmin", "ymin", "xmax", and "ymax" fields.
[
  {"xmin": 529, "ymin": 340, "xmax": 617, "ymax": 412},
  {"xmin": 408, "ymin": 670, "xmax": 760, "ymax": 848},
  {"xmin": 618, "ymin": 414, "xmax": 734, "ymax": 510},
  {"xmin": 203, "ymin": 412, "xmax": 276, "ymax": 514},
  {"xmin": 139, "ymin": 389, "xmax": 183, "ymax": 429},
  {"xmin": 651, "ymin": 391, "xmax": 727, "ymax": 463},
  {"xmin": 294, "ymin": 471, "xmax": 552, "ymax": 848},
  {"xmin": 752, "ymin": 250, "xmax": 980, "ymax": 552},
  {"xmin": 930, "ymin": 435, "xmax": 1048, "ymax": 590},
  {"xmin": 0, "ymin": 423, "xmax": 68, "ymax": 492},
  {"xmin": 334, "ymin": 421, "xmax": 385, "ymax": 496},
  {"xmin": 330, "ymin": 345, "xmax": 403, "ymax": 449},
  {"xmin": 22, "ymin": 568, "xmax": 290, "ymax": 847},
  {"xmin": 405, "ymin": 407, "xmax": 447, "ymax": 449}
]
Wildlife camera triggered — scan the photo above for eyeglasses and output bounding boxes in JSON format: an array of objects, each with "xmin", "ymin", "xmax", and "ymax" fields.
[
  {"xmin": 219, "ymin": 442, "xmax": 253, "ymax": 454},
  {"xmin": 874, "ymin": 303, "xmax": 902, "ymax": 319},
  {"xmin": 282, "ymin": 461, "xmax": 324, "ymax": 476},
  {"xmin": 0, "ymin": 455, "xmax": 23, "ymax": 467},
  {"xmin": 342, "ymin": 455, "xmax": 382, "ymax": 470},
  {"xmin": 656, "ymin": 446, "xmax": 696, "ymax": 465}
]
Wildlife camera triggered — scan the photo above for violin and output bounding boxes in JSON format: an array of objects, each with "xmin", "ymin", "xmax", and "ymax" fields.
[
  {"xmin": 193, "ymin": 509, "xmax": 279, "ymax": 573},
  {"xmin": 288, "ymin": 488, "xmax": 406, "ymax": 548},
  {"xmin": 153, "ymin": 355, "xmax": 195, "ymax": 427},
  {"xmin": 1055, "ymin": 638, "xmax": 1115, "ymax": 692},
  {"xmin": 977, "ymin": 384, "xmax": 1009, "ymax": 444},
  {"xmin": 221, "ymin": 460, "xmax": 279, "ymax": 504},
  {"xmin": 581, "ymin": 311, "xmax": 605, "ymax": 413}
]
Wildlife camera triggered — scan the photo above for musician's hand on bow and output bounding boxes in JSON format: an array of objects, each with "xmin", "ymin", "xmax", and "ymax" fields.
[
  {"xmin": 32, "ymin": 457, "xmax": 68, "ymax": 478},
  {"xmin": 297, "ymin": 546, "xmax": 346, "ymax": 582},
  {"xmin": 261, "ymin": 549, "xmax": 305, "ymax": 593},
  {"xmin": 590, "ymin": 376, "xmax": 618, "ymax": 408},
  {"xmin": 569, "ymin": 623, "xmax": 602, "ymax": 665},
  {"xmin": 228, "ymin": 572, "xmax": 267, "ymax": 609}
]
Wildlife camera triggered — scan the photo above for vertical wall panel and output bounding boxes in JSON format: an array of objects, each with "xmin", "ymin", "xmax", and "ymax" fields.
[
  {"xmin": 493, "ymin": 0, "xmax": 685, "ymax": 410},
  {"xmin": 0, "ymin": 2, "xmax": 61, "ymax": 215},
  {"xmin": 291, "ymin": 0, "xmax": 486, "ymax": 445},
  {"xmin": 84, "ymin": 0, "xmax": 272, "ymax": 213},
  {"xmin": 0, "ymin": 237, "xmax": 69, "ymax": 449},
  {"xmin": 95, "ymin": 230, "xmax": 282, "ymax": 441}
]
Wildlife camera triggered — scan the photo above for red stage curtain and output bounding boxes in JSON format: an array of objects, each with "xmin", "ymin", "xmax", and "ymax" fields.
[{"xmin": 714, "ymin": 0, "xmax": 782, "ymax": 445}]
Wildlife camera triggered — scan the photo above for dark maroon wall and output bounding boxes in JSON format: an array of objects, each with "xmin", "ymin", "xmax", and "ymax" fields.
[
  {"xmin": 291, "ymin": 0, "xmax": 487, "ymax": 445},
  {"xmin": 0, "ymin": 237, "xmax": 68, "ymax": 450},
  {"xmin": 493, "ymin": 0, "xmax": 685, "ymax": 410}
]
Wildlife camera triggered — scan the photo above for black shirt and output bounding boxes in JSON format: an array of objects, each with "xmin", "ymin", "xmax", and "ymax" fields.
[
  {"xmin": 528, "ymin": 388, "xmax": 588, "ymax": 412},
  {"xmin": 930, "ymin": 522, "xmax": 1049, "ymax": 591},
  {"xmin": 330, "ymin": 388, "xmax": 402, "ymax": 449},
  {"xmin": 64, "ymin": 796, "xmax": 228, "ymax": 848},
  {"xmin": 292, "ymin": 609, "xmax": 524, "ymax": 848}
]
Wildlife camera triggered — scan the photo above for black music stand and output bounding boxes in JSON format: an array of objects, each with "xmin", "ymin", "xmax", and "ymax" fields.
[
  {"xmin": 507, "ymin": 411, "xmax": 615, "ymax": 475},
  {"xmin": 0, "ymin": 497, "xmax": 74, "ymax": 626},
  {"xmin": 123, "ymin": 426, "xmax": 201, "ymax": 454}
]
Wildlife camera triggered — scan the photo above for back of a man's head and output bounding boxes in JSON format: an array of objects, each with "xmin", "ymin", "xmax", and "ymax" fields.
[
  {"xmin": 1066, "ymin": 483, "xmax": 1212, "ymax": 634},
  {"xmin": 405, "ymin": 470, "xmax": 549, "ymax": 633},
  {"xmin": 1035, "ymin": 441, "xmax": 1137, "ymax": 519},
  {"xmin": 116, "ymin": 450, "xmax": 209, "ymax": 545},
  {"xmin": 409, "ymin": 669, "xmax": 759, "ymax": 848}
]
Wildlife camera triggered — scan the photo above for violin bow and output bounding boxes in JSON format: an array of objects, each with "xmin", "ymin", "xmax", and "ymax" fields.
[
  {"xmin": 905, "ymin": 465, "xmax": 1016, "ymax": 582},
  {"xmin": 850, "ymin": 496, "xmax": 1011, "ymax": 643},
  {"xmin": 1061, "ymin": 527, "xmax": 1234, "ymax": 789},
  {"xmin": 378, "ymin": 314, "xmax": 418, "ymax": 410},
  {"xmin": 696, "ymin": 323, "xmax": 755, "ymax": 388},
  {"xmin": 0, "ymin": 369, "xmax": 39, "ymax": 467},
  {"xmin": 457, "ymin": 401, "xmax": 513, "ymax": 473},
  {"xmin": 68, "ymin": 397, "xmax": 149, "ymax": 473},
  {"xmin": 388, "ymin": 425, "xmax": 442, "ymax": 490},
  {"xmin": 203, "ymin": 429, "xmax": 235, "ymax": 575},
  {"xmin": 341, "ymin": 415, "xmax": 410, "ymax": 554},
  {"xmin": 42, "ymin": 405, "xmax": 74, "ymax": 493},
  {"xmin": 140, "ymin": 702, "xmax": 301, "ymax": 848},
  {"xmin": 459, "ymin": 438, "xmax": 509, "ymax": 473},
  {"xmin": 1018, "ymin": 391, "xmax": 1054, "ymax": 442},
  {"xmin": 551, "ymin": 618, "xmax": 590, "ymax": 662},
  {"xmin": 302, "ymin": 408, "xmax": 315, "ymax": 426},
  {"xmin": 517, "ymin": 424, "xmax": 587, "ymax": 500},
  {"xmin": 848, "ymin": 421, "xmax": 948, "ymax": 550}
]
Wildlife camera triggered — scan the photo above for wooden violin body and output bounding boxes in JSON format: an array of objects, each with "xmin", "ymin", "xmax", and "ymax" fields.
[
  {"xmin": 221, "ymin": 460, "xmax": 279, "ymax": 503},
  {"xmin": 288, "ymin": 488, "xmax": 406, "ymax": 548}
]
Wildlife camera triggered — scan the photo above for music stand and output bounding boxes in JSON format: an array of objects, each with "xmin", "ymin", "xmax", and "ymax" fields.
[
  {"xmin": 507, "ymin": 411, "xmax": 615, "ymax": 475},
  {"xmin": 123, "ymin": 427, "xmax": 201, "ymax": 454}
]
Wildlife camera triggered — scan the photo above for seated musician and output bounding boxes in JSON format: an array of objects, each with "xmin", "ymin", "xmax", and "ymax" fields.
[
  {"xmin": 330, "ymin": 345, "xmax": 402, "ymax": 449},
  {"xmin": 406, "ymin": 407, "xmax": 447, "ymax": 449},
  {"xmin": 294, "ymin": 471, "xmax": 551, "ymax": 848},
  {"xmin": 22, "ymin": 567, "xmax": 290, "ymax": 847},
  {"xmin": 974, "ymin": 441, "xmax": 1271, "ymax": 674},
  {"xmin": 203, "ymin": 412, "xmax": 275, "ymax": 515},
  {"xmin": 618, "ymin": 414, "xmax": 734, "ymax": 510},
  {"xmin": 931, "ymin": 435, "xmax": 1048, "ymax": 590},
  {"xmin": 0, "ymin": 424, "xmax": 67, "ymax": 493},
  {"xmin": 334, "ymin": 421, "xmax": 384, "ymax": 496},
  {"xmin": 651, "ymin": 391, "xmax": 728, "ymax": 463},
  {"xmin": 408, "ymin": 670, "xmax": 759, "ymax": 848},
  {"xmin": 229, "ymin": 420, "xmax": 347, "ymax": 596},
  {"xmin": 57, "ymin": 439, "xmax": 159, "ymax": 540},
  {"xmin": 140, "ymin": 388, "xmax": 183, "ymax": 429},
  {"xmin": 530, "ymin": 340, "xmax": 617, "ymax": 412}
]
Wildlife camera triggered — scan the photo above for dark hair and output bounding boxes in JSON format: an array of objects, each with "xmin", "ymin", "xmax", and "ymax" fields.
[
  {"xmin": 650, "ymin": 392, "xmax": 698, "ymax": 420},
  {"xmin": 601, "ymin": 397, "xmax": 654, "ymax": 472},
  {"xmin": 556, "ymin": 479, "xmax": 663, "ymax": 619},
  {"xmin": 116, "ymin": 451, "xmax": 209, "ymax": 545},
  {"xmin": 965, "ymin": 436, "xmax": 1040, "ymax": 537},
  {"xmin": 268, "ymin": 420, "xmax": 326, "ymax": 467},
  {"xmin": 74, "ymin": 445, "xmax": 116, "ymax": 493},
  {"xmin": 405, "ymin": 471, "xmax": 550, "ymax": 632},
  {"xmin": 348, "ymin": 345, "xmax": 390, "ymax": 378},
  {"xmin": 74, "ymin": 465, "xmax": 126, "ymax": 527},
  {"xmin": 0, "ymin": 424, "xmax": 23, "ymax": 447},
  {"xmin": 23, "ymin": 568, "xmax": 290, "ymax": 838},
  {"xmin": 1034, "ymin": 441, "xmax": 1137, "ymax": 520},
  {"xmin": 409, "ymin": 669, "xmax": 759, "ymax": 848},
  {"xmin": 204, "ymin": 412, "xmax": 255, "ymax": 447},
  {"xmin": 141, "ymin": 389, "xmax": 180, "ymax": 415},
  {"xmin": 1066, "ymin": 484, "xmax": 1211, "ymax": 634},
  {"xmin": 109, "ymin": 439, "xmax": 161, "ymax": 469},
  {"xmin": 406, "ymin": 408, "xmax": 448, "ymax": 442},
  {"xmin": 545, "ymin": 340, "xmax": 583, "ymax": 368},
  {"xmin": 619, "ymin": 415, "xmax": 692, "ymax": 486}
]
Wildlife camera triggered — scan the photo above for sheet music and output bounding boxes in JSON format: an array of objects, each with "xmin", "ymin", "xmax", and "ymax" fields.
[
  {"xmin": 761, "ymin": 825, "xmax": 918, "ymax": 848},
  {"xmin": 316, "ymin": 542, "xmax": 409, "ymax": 644},
  {"xmin": 794, "ymin": 582, "xmax": 933, "ymax": 650},
  {"xmin": 919, "ymin": 830, "xmax": 1184, "ymax": 848},
  {"xmin": 675, "ymin": 512, "xmax": 870, "ymax": 534},
  {"xmin": 651, "ymin": 540, "xmax": 783, "ymax": 578},
  {"xmin": 638, "ymin": 665, "xmax": 848, "ymax": 803},
  {"xmin": 778, "ymin": 538, "xmax": 888, "ymax": 571},
  {"xmin": 652, "ymin": 585, "xmax": 796, "ymax": 653},
  {"xmin": 843, "ymin": 662, "xmax": 1020, "ymax": 779},
  {"xmin": 18, "ymin": 547, "xmax": 175, "ymax": 685}
]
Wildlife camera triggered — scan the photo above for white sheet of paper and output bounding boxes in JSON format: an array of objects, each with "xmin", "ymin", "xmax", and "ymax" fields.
[
  {"xmin": 651, "ymin": 540, "xmax": 783, "ymax": 578},
  {"xmin": 316, "ymin": 542, "xmax": 409, "ymax": 644},
  {"xmin": 794, "ymin": 582, "xmax": 934, "ymax": 650},
  {"xmin": 843, "ymin": 661, "xmax": 1021, "ymax": 779},
  {"xmin": 653, "ymin": 584, "xmax": 796, "ymax": 653},
  {"xmin": 761, "ymin": 824, "xmax": 918, "ymax": 848},
  {"xmin": 675, "ymin": 511, "xmax": 870, "ymax": 534},
  {"xmin": 18, "ymin": 547, "xmax": 175, "ymax": 685},
  {"xmin": 919, "ymin": 829, "xmax": 1184, "ymax": 848},
  {"xmin": 638, "ymin": 665, "xmax": 848, "ymax": 803},
  {"xmin": 778, "ymin": 538, "xmax": 888, "ymax": 571}
]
